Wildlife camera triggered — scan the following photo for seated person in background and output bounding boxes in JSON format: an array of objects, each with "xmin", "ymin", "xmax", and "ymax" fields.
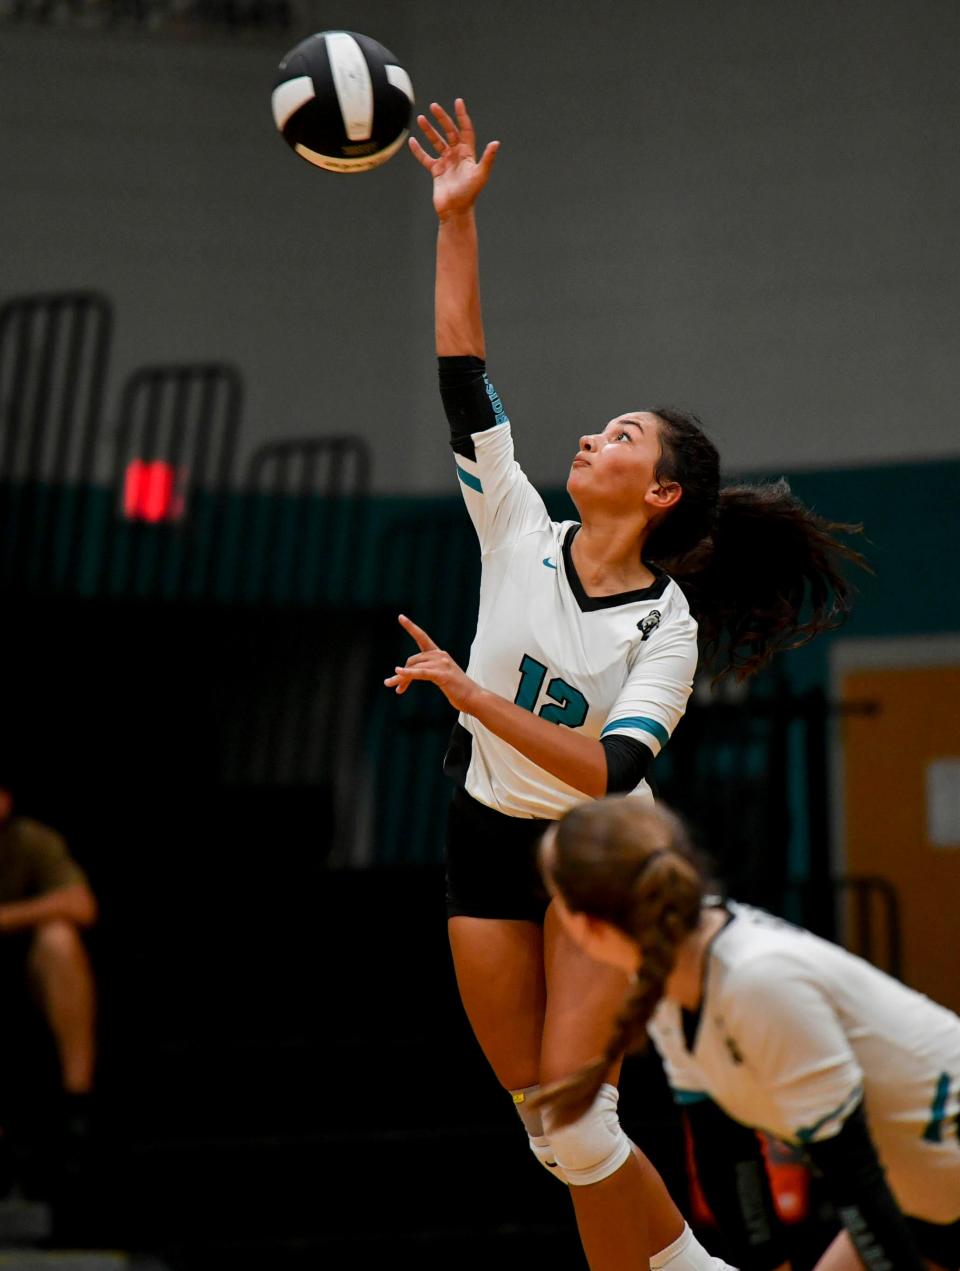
[
  {"xmin": 537, "ymin": 797, "xmax": 960, "ymax": 1271},
  {"xmin": 0, "ymin": 780, "xmax": 98, "ymax": 1183}
]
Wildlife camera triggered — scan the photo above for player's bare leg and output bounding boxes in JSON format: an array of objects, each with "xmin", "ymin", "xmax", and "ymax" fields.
[
  {"xmin": 27, "ymin": 919, "xmax": 96, "ymax": 1094},
  {"xmin": 814, "ymin": 1230, "xmax": 943, "ymax": 1271},
  {"xmin": 541, "ymin": 900, "xmax": 681, "ymax": 1266},
  {"xmin": 448, "ymin": 915, "xmax": 546, "ymax": 1089},
  {"xmin": 450, "ymin": 908, "xmax": 725, "ymax": 1269}
]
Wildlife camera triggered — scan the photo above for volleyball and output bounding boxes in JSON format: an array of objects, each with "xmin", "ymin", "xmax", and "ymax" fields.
[{"xmin": 271, "ymin": 31, "xmax": 414, "ymax": 174}]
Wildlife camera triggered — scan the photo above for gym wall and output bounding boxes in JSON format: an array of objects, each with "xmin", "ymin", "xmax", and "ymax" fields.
[{"xmin": 2, "ymin": 0, "xmax": 958, "ymax": 493}]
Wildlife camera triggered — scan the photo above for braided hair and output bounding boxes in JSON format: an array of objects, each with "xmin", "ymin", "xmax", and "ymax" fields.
[
  {"xmin": 535, "ymin": 798, "xmax": 706, "ymax": 1128},
  {"xmin": 645, "ymin": 407, "xmax": 869, "ymax": 680}
]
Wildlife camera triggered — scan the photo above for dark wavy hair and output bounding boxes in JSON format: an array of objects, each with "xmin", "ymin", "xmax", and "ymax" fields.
[{"xmin": 644, "ymin": 407, "xmax": 868, "ymax": 680}]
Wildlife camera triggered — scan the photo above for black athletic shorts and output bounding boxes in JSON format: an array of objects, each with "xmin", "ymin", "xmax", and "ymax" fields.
[{"xmin": 444, "ymin": 786, "xmax": 553, "ymax": 923}]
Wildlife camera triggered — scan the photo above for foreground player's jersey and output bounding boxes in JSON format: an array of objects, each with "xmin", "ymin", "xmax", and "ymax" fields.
[
  {"xmin": 450, "ymin": 418, "xmax": 698, "ymax": 820},
  {"xmin": 649, "ymin": 903, "xmax": 960, "ymax": 1223}
]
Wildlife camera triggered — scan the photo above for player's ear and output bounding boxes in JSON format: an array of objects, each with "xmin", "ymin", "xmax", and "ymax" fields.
[
  {"xmin": 561, "ymin": 908, "xmax": 592, "ymax": 946},
  {"xmin": 581, "ymin": 914, "xmax": 640, "ymax": 974},
  {"xmin": 645, "ymin": 480, "xmax": 681, "ymax": 512},
  {"xmin": 557, "ymin": 905, "xmax": 611, "ymax": 962},
  {"xmin": 582, "ymin": 913, "xmax": 611, "ymax": 942}
]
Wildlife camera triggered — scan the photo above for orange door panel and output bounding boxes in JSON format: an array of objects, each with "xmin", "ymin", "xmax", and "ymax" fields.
[{"xmin": 840, "ymin": 663, "xmax": 960, "ymax": 1012}]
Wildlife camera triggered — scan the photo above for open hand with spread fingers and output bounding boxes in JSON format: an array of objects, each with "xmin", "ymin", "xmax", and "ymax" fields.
[
  {"xmin": 384, "ymin": 614, "xmax": 480, "ymax": 714},
  {"xmin": 408, "ymin": 97, "xmax": 500, "ymax": 220}
]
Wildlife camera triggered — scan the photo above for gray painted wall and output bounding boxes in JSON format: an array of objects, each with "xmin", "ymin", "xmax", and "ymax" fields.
[{"xmin": 3, "ymin": 1, "xmax": 958, "ymax": 491}]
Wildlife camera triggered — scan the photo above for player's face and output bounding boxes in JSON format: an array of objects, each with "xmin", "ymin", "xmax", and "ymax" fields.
[
  {"xmin": 539, "ymin": 831, "xmax": 641, "ymax": 975},
  {"xmin": 566, "ymin": 411, "xmax": 668, "ymax": 515},
  {"xmin": 551, "ymin": 892, "xmax": 640, "ymax": 974}
]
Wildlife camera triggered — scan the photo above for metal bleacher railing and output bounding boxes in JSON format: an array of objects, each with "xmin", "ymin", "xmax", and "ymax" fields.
[
  {"xmin": 105, "ymin": 361, "xmax": 242, "ymax": 599},
  {"xmin": 837, "ymin": 874, "xmax": 903, "ymax": 977},
  {"xmin": 0, "ymin": 291, "xmax": 113, "ymax": 592},
  {"xmin": 364, "ymin": 507, "xmax": 480, "ymax": 866},
  {"xmin": 785, "ymin": 873, "xmax": 903, "ymax": 978},
  {"xmin": 0, "ymin": 288, "xmax": 381, "ymax": 864},
  {"xmin": 235, "ymin": 435, "xmax": 371, "ymax": 606},
  {"xmin": 0, "ymin": 290, "xmax": 372, "ymax": 608}
]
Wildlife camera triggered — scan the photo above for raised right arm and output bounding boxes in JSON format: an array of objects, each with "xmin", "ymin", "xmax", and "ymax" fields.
[
  {"xmin": 408, "ymin": 99, "xmax": 499, "ymax": 357},
  {"xmin": 436, "ymin": 211, "xmax": 484, "ymax": 356}
]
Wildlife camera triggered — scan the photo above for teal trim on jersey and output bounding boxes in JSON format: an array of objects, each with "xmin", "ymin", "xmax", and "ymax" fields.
[
  {"xmin": 923, "ymin": 1071, "xmax": 952, "ymax": 1143},
  {"xmin": 795, "ymin": 1085, "xmax": 863, "ymax": 1144},
  {"xmin": 456, "ymin": 463, "xmax": 483, "ymax": 493},
  {"xmin": 601, "ymin": 715, "xmax": 670, "ymax": 747},
  {"xmin": 672, "ymin": 1089, "xmax": 710, "ymax": 1106}
]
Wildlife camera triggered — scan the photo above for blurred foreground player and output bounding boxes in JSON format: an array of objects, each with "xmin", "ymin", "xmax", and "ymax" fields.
[
  {"xmin": 538, "ymin": 797, "xmax": 960, "ymax": 1270},
  {"xmin": 0, "ymin": 780, "xmax": 98, "ymax": 1192}
]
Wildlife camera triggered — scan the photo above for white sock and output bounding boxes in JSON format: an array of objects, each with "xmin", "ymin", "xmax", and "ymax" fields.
[{"xmin": 650, "ymin": 1222, "xmax": 739, "ymax": 1270}]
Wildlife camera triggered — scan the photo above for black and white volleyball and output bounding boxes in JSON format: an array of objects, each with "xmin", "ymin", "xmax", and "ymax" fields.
[{"xmin": 272, "ymin": 31, "xmax": 414, "ymax": 173}]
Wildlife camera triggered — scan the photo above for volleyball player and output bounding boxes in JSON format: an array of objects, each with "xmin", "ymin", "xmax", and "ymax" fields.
[
  {"xmin": 390, "ymin": 98, "xmax": 863, "ymax": 1269},
  {"xmin": 538, "ymin": 797, "xmax": 960, "ymax": 1270}
]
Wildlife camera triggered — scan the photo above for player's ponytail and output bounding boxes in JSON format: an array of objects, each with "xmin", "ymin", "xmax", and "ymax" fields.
[
  {"xmin": 534, "ymin": 800, "xmax": 704, "ymax": 1128},
  {"xmin": 645, "ymin": 407, "xmax": 868, "ymax": 680}
]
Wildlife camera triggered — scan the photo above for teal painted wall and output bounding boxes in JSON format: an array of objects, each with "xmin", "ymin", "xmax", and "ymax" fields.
[
  {"xmin": 729, "ymin": 458, "xmax": 960, "ymax": 692},
  {"xmin": 365, "ymin": 457, "xmax": 960, "ymax": 672},
  {"xmin": 12, "ymin": 458, "xmax": 958, "ymax": 691}
]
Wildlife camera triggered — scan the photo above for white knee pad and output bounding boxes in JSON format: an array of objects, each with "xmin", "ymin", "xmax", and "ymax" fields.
[
  {"xmin": 511, "ymin": 1086, "xmax": 569, "ymax": 1184},
  {"xmin": 529, "ymin": 1131, "xmax": 568, "ymax": 1181},
  {"xmin": 541, "ymin": 1082, "xmax": 632, "ymax": 1187},
  {"xmin": 651, "ymin": 1223, "xmax": 739, "ymax": 1270}
]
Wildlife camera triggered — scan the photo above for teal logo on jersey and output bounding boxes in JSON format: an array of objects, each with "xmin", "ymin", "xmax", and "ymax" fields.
[{"xmin": 542, "ymin": 557, "xmax": 557, "ymax": 570}]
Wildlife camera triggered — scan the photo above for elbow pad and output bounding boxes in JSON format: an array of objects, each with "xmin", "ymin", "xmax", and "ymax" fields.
[
  {"xmin": 601, "ymin": 734, "xmax": 654, "ymax": 794},
  {"xmin": 438, "ymin": 355, "xmax": 506, "ymax": 459}
]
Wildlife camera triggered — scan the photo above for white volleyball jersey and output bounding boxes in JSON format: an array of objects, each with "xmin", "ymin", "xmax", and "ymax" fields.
[
  {"xmin": 648, "ymin": 903, "xmax": 960, "ymax": 1223},
  {"xmin": 451, "ymin": 417, "xmax": 698, "ymax": 820}
]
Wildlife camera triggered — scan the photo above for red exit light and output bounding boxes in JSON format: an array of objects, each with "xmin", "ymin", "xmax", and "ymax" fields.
[{"xmin": 123, "ymin": 460, "xmax": 186, "ymax": 522}]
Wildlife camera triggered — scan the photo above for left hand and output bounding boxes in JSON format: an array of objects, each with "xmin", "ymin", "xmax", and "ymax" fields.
[{"xmin": 384, "ymin": 615, "xmax": 480, "ymax": 714}]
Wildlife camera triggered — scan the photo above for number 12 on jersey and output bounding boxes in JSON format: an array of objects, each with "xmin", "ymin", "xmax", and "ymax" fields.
[{"xmin": 514, "ymin": 654, "xmax": 589, "ymax": 729}]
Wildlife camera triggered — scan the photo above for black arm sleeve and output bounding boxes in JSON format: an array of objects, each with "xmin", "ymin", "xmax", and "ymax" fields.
[
  {"xmin": 685, "ymin": 1099, "xmax": 789, "ymax": 1271},
  {"xmin": 600, "ymin": 734, "xmax": 654, "ymax": 794},
  {"xmin": 438, "ymin": 356, "xmax": 501, "ymax": 460},
  {"xmin": 803, "ymin": 1102, "xmax": 927, "ymax": 1271}
]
